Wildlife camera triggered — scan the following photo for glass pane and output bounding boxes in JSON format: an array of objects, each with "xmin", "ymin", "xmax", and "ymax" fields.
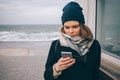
[{"xmin": 101, "ymin": 0, "xmax": 120, "ymax": 57}]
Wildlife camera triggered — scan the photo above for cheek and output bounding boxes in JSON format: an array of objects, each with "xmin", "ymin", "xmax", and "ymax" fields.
[
  {"xmin": 75, "ymin": 29, "xmax": 80, "ymax": 35},
  {"xmin": 64, "ymin": 29, "xmax": 69, "ymax": 34},
  {"xmin": 75, "ymin": 30, "xmax": 80, "ymax": 34}
]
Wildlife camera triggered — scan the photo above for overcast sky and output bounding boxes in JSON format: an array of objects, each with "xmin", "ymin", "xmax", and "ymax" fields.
[{"xmin": 0, "ymin": 0, "xmax": 73, "ymax": 24}]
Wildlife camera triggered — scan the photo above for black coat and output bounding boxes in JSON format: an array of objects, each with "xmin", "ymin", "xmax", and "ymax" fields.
[{"xmin": 44, "ymin": 39, "xmax": 101, "ymax": 80}]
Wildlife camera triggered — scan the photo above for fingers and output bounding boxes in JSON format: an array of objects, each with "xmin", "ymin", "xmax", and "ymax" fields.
[
  {"xmin": 63, "ymin": 59, "xmax": 75, "ymax": 67},
  {"xmin": 59, "ymin": 58, "xmax": 75, "ymax": 66},
  {"xmin": 58, "ymin": 57, "xmax": 73, "ymax": 63},
  {"xmin": 56, "ymin": 57, "xmax": 75, "ymax": 71}
]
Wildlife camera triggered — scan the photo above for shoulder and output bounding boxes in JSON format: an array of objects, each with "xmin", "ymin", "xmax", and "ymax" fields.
[
  {"xmin": 93, "ymin": 39, "xmax": 100, "ymax": 46},
  {"xmin": 51, "ymin": 39, "xmax": 59, "ymax": 45},
  {"xmin": 92, "ymin": 39, "xmax": 101, "ymax": 50},
  {"xmin": 50, "ymin": 39, "xmax": 60, "ymax": 47},
  {"xmin": 93, "ymin": 39, "xmax": 100, "ymax": 44}
]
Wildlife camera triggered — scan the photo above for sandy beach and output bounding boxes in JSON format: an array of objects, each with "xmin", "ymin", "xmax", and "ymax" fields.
[
  {"xmin": 0, "ymin": 41, "xmax": 52, "ymax": 56},
  {"xmin": 0, "ymin": 41, "xmax": 52, "ymax": 80}
]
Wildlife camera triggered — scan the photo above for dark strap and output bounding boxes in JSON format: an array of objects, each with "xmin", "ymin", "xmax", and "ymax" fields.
[{"xmin": 55, "ymin": 40, "xmax": 60, "ymax": 55}]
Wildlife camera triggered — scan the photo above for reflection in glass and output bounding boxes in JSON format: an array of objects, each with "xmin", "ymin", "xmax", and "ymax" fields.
[{"xmin": 101, "ymin": 0, "xmax": 120, "ymax": 57}]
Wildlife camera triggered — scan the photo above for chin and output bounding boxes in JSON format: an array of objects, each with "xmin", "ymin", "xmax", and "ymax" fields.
[{"xmin": 70, "ymin": 35, "xmax": 77, "ymax": 37}]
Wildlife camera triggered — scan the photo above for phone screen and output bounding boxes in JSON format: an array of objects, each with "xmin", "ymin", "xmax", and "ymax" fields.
[{"xmin": 61, "ymin": 52, "xmax": 72, "ymax": 58}]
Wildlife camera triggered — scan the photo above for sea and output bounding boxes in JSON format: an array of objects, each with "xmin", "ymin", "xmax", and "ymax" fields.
[{"xmin": 0, "ymin": 24, "xmax": 60, "ymax": 41}]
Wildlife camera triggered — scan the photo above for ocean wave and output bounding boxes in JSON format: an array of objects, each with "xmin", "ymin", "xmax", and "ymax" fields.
[{"xmin": 0, "ymin": 31, "xmax": 59, "ymax": 41}]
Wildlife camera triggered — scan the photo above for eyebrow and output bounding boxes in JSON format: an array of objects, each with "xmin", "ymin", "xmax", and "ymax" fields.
[{"xmin": 64, "ymin": 24, "xmax": 80, "ymax": 27}]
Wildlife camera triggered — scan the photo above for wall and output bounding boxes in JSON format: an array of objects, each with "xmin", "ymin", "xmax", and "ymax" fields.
[{"xmin": 75, "ymin": 0, "xmax": 96, "ymax": 37}]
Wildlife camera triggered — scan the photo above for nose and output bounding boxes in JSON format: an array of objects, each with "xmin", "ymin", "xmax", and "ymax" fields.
[{"xmin": 69, "ymin": 28, "xmax": 74, "ymax": 33}]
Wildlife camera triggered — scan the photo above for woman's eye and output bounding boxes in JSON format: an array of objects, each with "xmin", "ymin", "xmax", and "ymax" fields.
[
  {"xmin": 65, "ymin": 26, "xmax": 70, "ymax": 29},
  {"xmin": 73, "ymin": 25, "xmax": 79, "ymax": 28}
]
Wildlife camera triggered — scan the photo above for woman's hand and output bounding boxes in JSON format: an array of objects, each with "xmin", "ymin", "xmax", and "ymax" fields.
[{"xmin": 54, "ymin": 57, "xmax": 75, "ymax": 72}]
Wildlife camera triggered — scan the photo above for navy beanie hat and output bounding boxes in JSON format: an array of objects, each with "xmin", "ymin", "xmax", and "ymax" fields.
[{"xmin": 61, "ymin": 1, "xmax": 85, "ymax": 25}]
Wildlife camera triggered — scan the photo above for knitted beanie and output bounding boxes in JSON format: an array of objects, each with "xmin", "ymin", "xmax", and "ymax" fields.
[{"xmin": 61, "ymin": 1, "xmax": 85, "ymax": 25}]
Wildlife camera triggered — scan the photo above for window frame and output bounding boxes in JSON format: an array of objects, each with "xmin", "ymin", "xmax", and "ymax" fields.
[{"xmin": 96, "ymin": 0, "xmax": 120, "ymax": 79}]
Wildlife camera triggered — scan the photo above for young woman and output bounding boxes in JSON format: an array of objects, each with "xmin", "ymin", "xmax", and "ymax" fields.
[{"xmin": 44, "ymin": 1, "xmax": 101, "ymax": 80}]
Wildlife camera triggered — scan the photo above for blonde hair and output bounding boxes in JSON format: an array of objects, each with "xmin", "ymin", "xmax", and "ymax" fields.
[{"xmin": 60, "ymin": 24, "xmax": 93, "ymax": 41}]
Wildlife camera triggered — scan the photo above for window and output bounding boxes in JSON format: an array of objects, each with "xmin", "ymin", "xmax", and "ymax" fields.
[
  {"xmin": 96, "ymin": 0, "xmax": 120, "ymax": 58},
  {"xmin": 96, "ymin": 0, "xmax": 120, "ymax": 79}
]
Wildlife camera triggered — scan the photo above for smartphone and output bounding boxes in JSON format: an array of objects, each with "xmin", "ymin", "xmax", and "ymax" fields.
[{"xmin": 61, "ymin": 51, "xmax": 72, "ymax": 58}]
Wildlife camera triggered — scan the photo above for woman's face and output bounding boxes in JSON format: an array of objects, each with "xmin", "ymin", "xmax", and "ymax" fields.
[{"xmin": 63, "ymin": 21, "xmax": 80, "ymax": 37}]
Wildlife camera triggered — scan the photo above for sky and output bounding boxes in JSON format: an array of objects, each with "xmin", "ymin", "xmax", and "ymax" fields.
[{"xmin": 0, "ymin": 0, "xmax": 73, "ymax": 24}]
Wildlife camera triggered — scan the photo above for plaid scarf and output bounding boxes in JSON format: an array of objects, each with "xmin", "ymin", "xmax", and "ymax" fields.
[{"xmin": 59, "ymin": 33, "xmax": 93, "ymax": 56}]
